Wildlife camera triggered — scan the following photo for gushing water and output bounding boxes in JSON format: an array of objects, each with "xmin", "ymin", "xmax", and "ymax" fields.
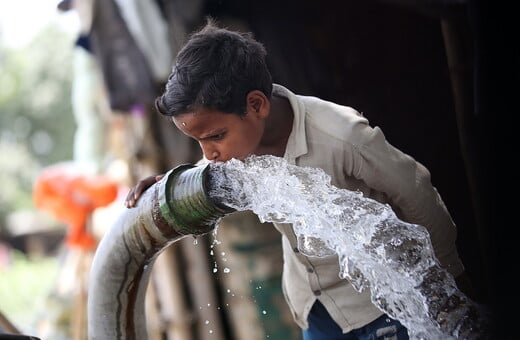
[{"xmin": 208, "ymin": 155, "xmax": 490, "ymax": 339}]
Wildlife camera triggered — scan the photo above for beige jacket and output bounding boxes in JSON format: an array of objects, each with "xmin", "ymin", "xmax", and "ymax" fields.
[{"xmin": 271, "ymin": 84, "xmax": 464, "ymax": 332}]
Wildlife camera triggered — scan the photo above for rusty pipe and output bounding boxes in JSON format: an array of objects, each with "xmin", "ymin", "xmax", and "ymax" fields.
[{"xmin": 87, "ymin": 163, "xmax": 234, "ymax": 340}]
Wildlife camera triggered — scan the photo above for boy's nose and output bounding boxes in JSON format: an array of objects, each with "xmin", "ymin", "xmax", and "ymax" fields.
[{"xmin": 204, "ymin": 149, "xmax": 220, "ymax": 162}]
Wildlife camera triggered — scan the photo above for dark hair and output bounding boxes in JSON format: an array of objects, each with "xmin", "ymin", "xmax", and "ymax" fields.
[{"xmin": 155, "ymin": 19, "xmax": 273, "ymax": 117}]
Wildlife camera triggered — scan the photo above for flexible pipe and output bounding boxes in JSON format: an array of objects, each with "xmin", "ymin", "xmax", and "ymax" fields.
[{"xmin": 87, "ymin": 164, "xmax": 234, "ymax": 340}]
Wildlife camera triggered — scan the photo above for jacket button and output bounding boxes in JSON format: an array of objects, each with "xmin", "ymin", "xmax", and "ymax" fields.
[
  {"xmin": 313, "ymin": 290, "xmax": 321, "ymax": 296},
  {"xmin": 307, "ymin": 267, "xmax": 314, "ymax": 273},
  {"xmin": 293, "ymin": 247, "xmax": 299, "ymax": 253}
]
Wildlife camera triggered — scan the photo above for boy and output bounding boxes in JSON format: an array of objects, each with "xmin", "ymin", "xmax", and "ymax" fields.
[{"xmin": 125, "ymin": 19, "xmax": 469, "ymax": 339}]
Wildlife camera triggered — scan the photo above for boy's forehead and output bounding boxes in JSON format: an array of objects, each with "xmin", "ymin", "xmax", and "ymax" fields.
[{"xmin": 172, "ymin": 110, "xmax": 227, "ymax": 129}]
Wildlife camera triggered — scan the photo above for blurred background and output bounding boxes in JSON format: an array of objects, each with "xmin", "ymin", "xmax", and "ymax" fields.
[
  {"xmin": 0, "ymin": 0, "xmax": 510, "ymax": 339},
  {"xmin": 0, "ymin": 0, "xmax": 78, "ymax": 337},
  {"xmin": 0, "ymin": 0, "xmax": 76, "ymax": 234}
]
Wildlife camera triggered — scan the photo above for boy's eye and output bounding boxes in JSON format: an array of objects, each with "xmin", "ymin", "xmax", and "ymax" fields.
[{"xmin": 209, "ymin": 132, "xmax": 225, "ymax": 140}]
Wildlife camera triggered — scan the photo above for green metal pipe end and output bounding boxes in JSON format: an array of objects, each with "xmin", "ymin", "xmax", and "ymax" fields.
[{"xmin": 158, "ymin": 163, "xmax": 235, "ymax": 235}]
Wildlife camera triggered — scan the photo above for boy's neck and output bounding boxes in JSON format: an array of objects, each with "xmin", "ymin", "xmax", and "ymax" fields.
[{"xmin": 258, "ymin": 94, "xmax": 294, "ymax": 157}]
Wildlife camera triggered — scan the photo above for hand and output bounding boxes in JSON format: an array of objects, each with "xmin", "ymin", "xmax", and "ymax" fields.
[{"xmin": 124, "ymin": 174, "xmax": 165, "ymax": 208}]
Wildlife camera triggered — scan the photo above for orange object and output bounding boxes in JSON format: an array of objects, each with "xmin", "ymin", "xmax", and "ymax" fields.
[{"xmin": 33, "ymin": 163, "xmax": 118, "ymax": 250}]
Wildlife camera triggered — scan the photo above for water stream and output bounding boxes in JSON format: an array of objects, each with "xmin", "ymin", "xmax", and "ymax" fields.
[{"xmin": 207, "ymin": 155, "xmax": 490, "ymax": 339}]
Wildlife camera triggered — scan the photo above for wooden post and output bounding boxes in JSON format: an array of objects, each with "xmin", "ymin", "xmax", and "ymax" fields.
[
  {"xmin": 214, "ymin": 211, "xmax": 301, "ymax": 340},
  {"xmin": 152, "ymin": 245, "xmax": 194, "ymax": 340},
  {"xmin": 179, "ymin": 236, "xmax": 226, "ymax": 340}
]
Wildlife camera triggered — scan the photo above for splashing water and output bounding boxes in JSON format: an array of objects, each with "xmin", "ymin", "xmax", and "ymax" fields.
[{"xmin": 208, "ymin": 155, "xmax": 490, "ymax": 339}]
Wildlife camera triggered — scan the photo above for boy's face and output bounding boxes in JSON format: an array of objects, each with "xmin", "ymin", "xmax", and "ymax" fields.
[{"xmin": 172, "ymin": 107, "xmax": 266, "ymax": 162}]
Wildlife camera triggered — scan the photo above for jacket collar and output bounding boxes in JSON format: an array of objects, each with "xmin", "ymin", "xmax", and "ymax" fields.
[{"xmin": 272, "ymin": 84, "xmax": 308, "ymax": 163}]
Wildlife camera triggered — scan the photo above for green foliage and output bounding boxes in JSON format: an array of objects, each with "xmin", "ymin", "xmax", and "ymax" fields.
[
  {"xmin": 0, "ymin": 143, "xmax": 40, "ymax": 226},
  {"xmin": 0, "ymin": 250, "xmax": 59, "ymax": 334},
  {"xmin": 0, "ymin": 24, "xmax": 76, "ymax": 228},
  {"xmin": 0, "ymin": 24, "xmax": 76, "ymax": 164}
]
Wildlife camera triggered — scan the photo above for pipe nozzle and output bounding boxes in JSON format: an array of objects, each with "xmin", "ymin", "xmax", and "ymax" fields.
[{"xmin": 158, "ymin": 163, "xmax": 235, "ymax": 235}]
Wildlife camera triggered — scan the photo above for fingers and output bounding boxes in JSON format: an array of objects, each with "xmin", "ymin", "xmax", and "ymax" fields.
[
  {"xmin": 124, "ymin": 185, "xmax": 139, "ymax": 208},
  {"xmin": 124, "ymin": 174, "xmax": 163, "ymax": 208},
  {"xmin": 124, "ymin": 185, "xmax": 140, "ymax": 208}
]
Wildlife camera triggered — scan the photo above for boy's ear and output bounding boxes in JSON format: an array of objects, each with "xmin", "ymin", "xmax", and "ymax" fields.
[{"xmin": 246, "ymin": 90, "xmax": 269, "ymax": 118}]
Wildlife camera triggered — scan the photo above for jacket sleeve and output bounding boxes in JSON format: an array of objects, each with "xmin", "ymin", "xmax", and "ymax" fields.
[{"xmin": 345, "ymin": 123, "xmax": 465, "ymax": 277}]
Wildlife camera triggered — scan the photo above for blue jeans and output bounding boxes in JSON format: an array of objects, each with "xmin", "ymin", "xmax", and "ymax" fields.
[{"xmin": 302, "ymin": 301, "xmax": 409, "ymax": 340}]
